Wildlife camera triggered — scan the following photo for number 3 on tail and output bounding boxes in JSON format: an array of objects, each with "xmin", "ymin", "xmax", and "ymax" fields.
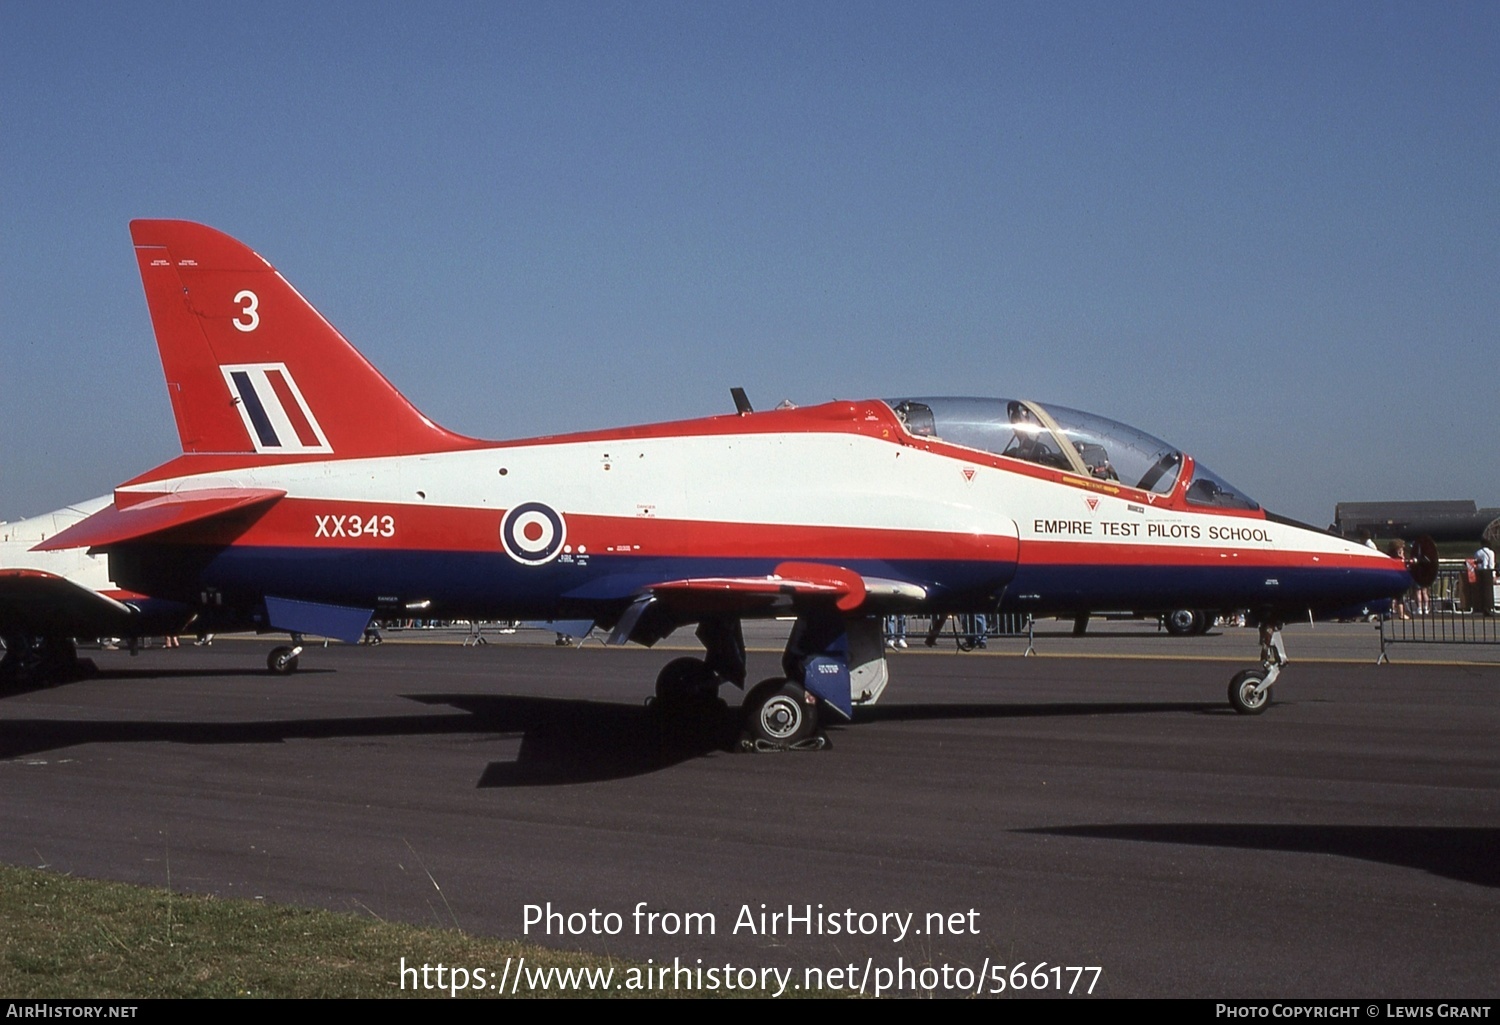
[{"xmin": 233, "ymin": 290, "xmax": 259, "ymax": 332}]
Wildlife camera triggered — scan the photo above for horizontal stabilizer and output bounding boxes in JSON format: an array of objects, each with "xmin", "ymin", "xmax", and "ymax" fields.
[{"xmin": 32, "ymin": 489, "xmax": 284, "ymax": 552}]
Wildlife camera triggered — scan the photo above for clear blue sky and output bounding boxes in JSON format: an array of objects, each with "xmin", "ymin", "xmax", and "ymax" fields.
[{"xmin": 3, "ymin": 2, "xmax": 1496, "ymax": 526}]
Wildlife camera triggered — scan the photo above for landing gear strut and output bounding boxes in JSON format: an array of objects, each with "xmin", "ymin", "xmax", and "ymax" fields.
[
  {"xmin": 735, "ymin": 611, "xmax": 882, "ymax": 751},
  {"xmin": 636, "ymin": 611, "xmax": 870, "ymax": 751},
  {"xmin": 1229, "ymin": 622, "xmax": 1285, "ymax": 715},
  {"xmin": 646, "ymin": 618, "xmax": 743, "ymax": 717},
  {"xmin": 266, "ymin": 633, "xmax": 304, "ymax": 675}
]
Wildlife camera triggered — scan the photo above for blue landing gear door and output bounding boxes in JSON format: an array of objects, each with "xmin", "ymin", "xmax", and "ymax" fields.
[
  {"xmin": 786, "ymin": 616, "xmax": 887, "ymax": 721},
  {"xmin": 802, "ymin": 655, "xmax": 853, "ymax": 719}
]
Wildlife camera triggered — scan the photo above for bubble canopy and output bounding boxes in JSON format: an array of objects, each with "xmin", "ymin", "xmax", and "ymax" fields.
[{"xmin": 884, "ymin": 397, "xmax": 1260, "ymax": 512}]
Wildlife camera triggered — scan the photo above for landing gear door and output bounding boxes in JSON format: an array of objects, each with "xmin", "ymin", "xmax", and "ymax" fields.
[
  {"xmin": 787, "ymin": 615, "xmax": 889, "ymax": 720},
  {"xmin": 845, "ymin": 617, "xmax": 889, "ymax": 707}
]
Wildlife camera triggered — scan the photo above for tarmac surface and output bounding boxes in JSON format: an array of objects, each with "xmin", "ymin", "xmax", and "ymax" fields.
[{"xmin": 1, "ymin": 622, "xmax": 1496, "ymax": 998}]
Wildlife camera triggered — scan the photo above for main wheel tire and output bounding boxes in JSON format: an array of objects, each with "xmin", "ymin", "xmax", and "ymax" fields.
[
  {"xmin": 654, "ymin": 656, "xmax": 717, "ymax": 705},
  {"xmin": 743, "ymin": 678, "xmax": 817, "ymax": 745},
  {"xmin": 267, "ymin": 646, "xmax": 300, "ymax": 675},
  {"xmin": 36, "ymin": 637, "xmax": 79, "ymax": 680},
  {"xmin": 1165, "ymin": 609, "xmax": 1201, "ymax": 636},
  {"xmin": 1228, "ymin": 669, "xmax": 1271, "ymax": 714}
]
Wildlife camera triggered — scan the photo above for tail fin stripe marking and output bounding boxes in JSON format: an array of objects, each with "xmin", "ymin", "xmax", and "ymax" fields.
[
  {"xmin": 229, "ymin": 370, "xmax": 282, "ymax": 448},
  {"xmin": 266, "ymin": 369, "xmax": 320, "ymax": 447}
]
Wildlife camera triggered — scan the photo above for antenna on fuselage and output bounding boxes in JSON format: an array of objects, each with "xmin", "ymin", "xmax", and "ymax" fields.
[{"xmin": 730, "ymin": 387, "xmax": 753, "ymax": 415}]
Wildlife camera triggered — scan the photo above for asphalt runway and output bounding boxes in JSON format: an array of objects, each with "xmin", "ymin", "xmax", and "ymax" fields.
[{"xmin": 1, "ymin": 632, "xmax": 1496, "ymax": 998}]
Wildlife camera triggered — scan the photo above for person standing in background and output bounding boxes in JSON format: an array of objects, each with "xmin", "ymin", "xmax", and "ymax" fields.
[{"xmin": 1474, "ymin": 542, "xmax": 1496, "ymax": 615}]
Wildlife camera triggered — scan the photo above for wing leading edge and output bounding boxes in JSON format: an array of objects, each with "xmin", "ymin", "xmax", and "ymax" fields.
[{"xmin": 607, "ymin": 561, "xmax": 928, "ymax": 646}]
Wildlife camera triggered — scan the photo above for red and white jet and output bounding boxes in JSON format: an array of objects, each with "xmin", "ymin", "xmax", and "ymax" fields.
[{"xmin": 39, "ymin": 220, "xmax": 1425, "ymax": 742}]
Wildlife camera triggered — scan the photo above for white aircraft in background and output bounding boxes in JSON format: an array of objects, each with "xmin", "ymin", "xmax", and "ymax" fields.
[{"xmin": 1, "ymin": 496, "xmax": 197, "ymax": 683}]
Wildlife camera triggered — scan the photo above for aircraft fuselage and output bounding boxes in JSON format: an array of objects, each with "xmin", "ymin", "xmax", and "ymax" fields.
[{"xmin": 105, "ymin": 398, "xmax": 1408, "ymax": 629}]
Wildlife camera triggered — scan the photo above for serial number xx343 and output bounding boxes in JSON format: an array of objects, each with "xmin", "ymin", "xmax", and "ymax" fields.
[{"xmin": 314, "ymin": 513, "xmax": 396, "ymax": 539}]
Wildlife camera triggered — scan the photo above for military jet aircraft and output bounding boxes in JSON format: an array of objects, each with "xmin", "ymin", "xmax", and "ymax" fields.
[{"xmin": 38, "ymin": 221, "xmax": 1423, "ymax": 742}]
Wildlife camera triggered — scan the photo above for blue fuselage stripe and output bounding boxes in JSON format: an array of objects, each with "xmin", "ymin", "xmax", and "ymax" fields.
[{"xmin": 110, "ymin": 545, "xmax": 1411, "ymax": 620}]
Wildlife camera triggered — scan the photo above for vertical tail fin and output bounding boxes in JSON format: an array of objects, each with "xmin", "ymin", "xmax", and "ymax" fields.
[{"xmin": 130, "ymin": 220, "xmax": 478, "ymax": 458}]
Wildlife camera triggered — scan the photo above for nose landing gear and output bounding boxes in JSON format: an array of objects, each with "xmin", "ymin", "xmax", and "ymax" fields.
[{"xmin": 1229, "ymin": 622, "xmax": 1285, "ymax": 715}]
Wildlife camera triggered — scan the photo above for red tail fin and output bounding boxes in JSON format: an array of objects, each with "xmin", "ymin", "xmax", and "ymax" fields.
[{"xmin": 130, "ymin": 220, "xmax": 477, "ymax": 458}]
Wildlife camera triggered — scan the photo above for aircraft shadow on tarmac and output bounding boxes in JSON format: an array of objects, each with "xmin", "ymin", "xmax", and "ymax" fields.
[
  {"xmin": 1025, "ymin": 824, "xmax": 1500, "ymax": 889},
  {"xmin": 0, "ymin": 693, "xmax": 738, "ymax": 784},
  {"xmin": 91, "ymin": 666, "xmax": 337, "ymax": 681},
  {"xmin": 0, "ymin": 691, "xmax": 1230, "ymax": 785},
  {"xmin": 412, "ymin": 694, "xmax": 742, "ymax": 786},
  {"xmin": 0, "ymin": 707, "xmax": 497, "ymax": 762},
  {"xmin": 427, "ymin": 695, "xmax": 1233, "ymax": 786},
  {"xmin": 0, "ymin": 665, "xmax": 335, "ymax": 697}
]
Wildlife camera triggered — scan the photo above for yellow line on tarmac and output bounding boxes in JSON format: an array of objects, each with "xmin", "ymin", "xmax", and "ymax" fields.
[
  {"xmin": 206, "ymin": 632, "xmax": 1500, "ymax": 667},
  {"xmin": 884, "ymin": 649, "xmax": 1499, "ymax": 667}
]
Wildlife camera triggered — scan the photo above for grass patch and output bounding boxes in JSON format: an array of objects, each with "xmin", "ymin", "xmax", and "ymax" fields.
[{"xmin": 0, "ymin": 865, "xmax": 772, "ymax": 998}]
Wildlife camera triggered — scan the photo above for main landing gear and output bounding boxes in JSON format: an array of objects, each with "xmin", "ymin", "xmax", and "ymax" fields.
[
  {"xmin": 643, "ymin": 615, "xmax": 840, "ymax": 751},
  {"xmin": 651, "ymin": 657, "xmax": 826, "ymax": 750},
  {"xmin": 1228, "ymin": 622, "xmax": 1286, "ymax": 715},
  {"xmin": 1, "ymin": 635, "xmax": 93, "ymax": 689},
  {"xmin": 643, "ymin": 618, "xmax": 743, "ymax": 737},
  {"xmin": 648, "ymin": 617, "xmax": 747, "ymax": 711},
  {"xmin": 652, "ymin": 656, "xmax": 721, "ymax": 707},
  {"xmin": 1164, "ymin": 608, "xmax": 1213, "ymax": 636},
  {"xmin": 741, "ymin": 677, "xmax": 821, "ymax": 749}
]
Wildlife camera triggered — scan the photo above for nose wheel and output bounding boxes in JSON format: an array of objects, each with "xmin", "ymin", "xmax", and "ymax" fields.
[
  {"xmin": 1228, "ymin": 669, "xmax": 1272, "ymax": 714},
  {"xmin": 1229, "ymin": 622, "xmax": 1284, "ymax": 714},
  {"xmin": 266, "ymin": 642, "xmax": 303, "ymax": 675}
]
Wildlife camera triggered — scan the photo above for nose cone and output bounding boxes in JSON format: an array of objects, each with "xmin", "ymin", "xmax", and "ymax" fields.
[
  {"xmin": 1266, "ymin": 515, "xmax": 1416, "ymax": 617},
  {"xmin": 1405, "ymin": 536, "xmax": 1440, "ymax": 588}
]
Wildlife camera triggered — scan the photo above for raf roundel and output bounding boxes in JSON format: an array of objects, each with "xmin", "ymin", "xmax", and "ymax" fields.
[{"xmin": 501, "ymin": 502, "xmax": 567, "ymax": 565}]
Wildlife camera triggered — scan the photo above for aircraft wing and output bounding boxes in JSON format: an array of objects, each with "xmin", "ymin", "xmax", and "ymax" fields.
[
  {"xmin": 607, "ymin": 561, "xmax": 928, "ymax": 645},
  {"xmin": 647, "ymin": 561, "xmax": 928, "ymax": 614},
  {"xmin": 32, "ymin": 488, "xmax": 285, "ymax": 552},
  {"xmin": 0, "ymin": 569, "xmax": 137, "ymax": 635},
  {"xmin": 645, "ymin": 575, "xmax": 846, "ymax": 614}
]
